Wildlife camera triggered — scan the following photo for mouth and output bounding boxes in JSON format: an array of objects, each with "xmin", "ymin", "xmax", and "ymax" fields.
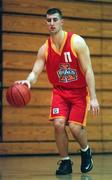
[{"xmin": 50, "ymin": 26, "xmax": 55, "ymax": 31}]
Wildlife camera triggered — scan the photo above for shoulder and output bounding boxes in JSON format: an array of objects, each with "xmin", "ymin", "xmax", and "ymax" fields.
[
  {"xmin": 37, "ymin": 41, "xmax": 49, "ymax": 62},
  {"xmin": 38, "ymin": 43, "xmax": 47, "ymax": 54},
  {"xmin": 71, "ymin": 34, "xmax": 89, "ymax": 53},
  {"xmin": 37, "ymin": 43, "xmax": 47, "ymax": 58},
  {"xmin": 72, "ymin": 34, "xmax": 87, "ymax": 47}
]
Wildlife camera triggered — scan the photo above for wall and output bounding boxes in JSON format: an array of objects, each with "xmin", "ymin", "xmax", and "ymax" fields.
[{"xmin": 0, "ymin": 0, "xmax": 112, "ymax": 155}]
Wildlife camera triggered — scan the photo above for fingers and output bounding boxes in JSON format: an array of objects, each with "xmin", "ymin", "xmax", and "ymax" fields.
[
  {"xmin": 91, "ymin": 105, "xmax": 100, "ymax": 116},
  {"xmin": 15, "ymin": 80, "xmax": 31, "ymax": 89},
  {"xmin": 90, "ymin": 99, "xmax": 100, "ymax": 116}
]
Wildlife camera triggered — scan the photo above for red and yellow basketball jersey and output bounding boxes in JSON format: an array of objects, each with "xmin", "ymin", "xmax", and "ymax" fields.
[{"xmin": 45, "ymin": 31, "xmax": 87, "ymax": 89}]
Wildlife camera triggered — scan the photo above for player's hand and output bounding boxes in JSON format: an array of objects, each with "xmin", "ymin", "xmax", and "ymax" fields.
[
  {"xmin": 90, "ymin": 98, "xmax": 100, "ymax": 116},
  {"xmin": 15, "ymin": 80, "xmax": 31, "ymax": 89}
]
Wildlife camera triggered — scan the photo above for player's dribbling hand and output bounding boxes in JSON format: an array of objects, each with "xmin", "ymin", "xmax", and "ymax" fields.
[
  {"xmin": 15, "ymin": 80, "xmax": 31, "ymax": 89},
  {"xmin": 90, "ymin": 98, "xmax": 100, "ymax": 116}
]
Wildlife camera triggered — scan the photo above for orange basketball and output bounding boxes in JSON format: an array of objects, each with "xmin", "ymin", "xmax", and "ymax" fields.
[{"xmin": 6, "ymin": 84, "xmax": 31, "ymax": 107}]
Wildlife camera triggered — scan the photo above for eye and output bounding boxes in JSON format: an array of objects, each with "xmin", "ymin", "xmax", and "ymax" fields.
[
  {"xmin": 47, "ymin": 18, "xmax": 51, "ymax": 22},
  {"xmin": 53, "ymin": 18, "xmax": 59, "ymax": 22}
]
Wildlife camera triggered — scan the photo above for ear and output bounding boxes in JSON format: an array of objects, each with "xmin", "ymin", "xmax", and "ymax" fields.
[{"xmin": 61, "ymin": 19, "xmax": 64, "ymax": 26}]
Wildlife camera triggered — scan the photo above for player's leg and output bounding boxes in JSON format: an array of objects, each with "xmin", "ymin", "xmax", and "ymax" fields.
[
  {"xmin": 69, "ymin": 123, "xmax": 88, "ymax": 149},
  {"xmin": 54, "ymin": 118, "xmax": 68, "ymax": 157},
  {"xmin": 49, "ymin": 88, "xmax": 73, "ymax": 175},
  {"xmin": 54, "ymin": 118, "xmax": 73, "ymax": 175},
  {"xmin": 69, "ymin": 123, "xmax": 93, "ymax": 173},
  {"xmin": 68, "ymin": 91, "xmax": 93, "ymax": 173}
]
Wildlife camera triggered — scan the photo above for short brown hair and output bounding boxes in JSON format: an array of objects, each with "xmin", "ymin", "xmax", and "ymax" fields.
[{"xmin": 46, "ymin": 8, "xmax": 63, "ymax": 19}]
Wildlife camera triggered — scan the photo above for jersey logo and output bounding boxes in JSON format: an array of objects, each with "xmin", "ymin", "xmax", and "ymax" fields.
[
  {"xmin": 53, "ymin": 108, "xmax": 59, "ymax": 114},
  {"xmin": 57, "ymin": 63, "xmax": 78, "ymax": 83}
]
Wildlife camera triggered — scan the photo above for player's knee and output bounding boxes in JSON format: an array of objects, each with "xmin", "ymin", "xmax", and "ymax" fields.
[
  {"xmin": 54, "ymin": 118, "xmax": 66, "ymax": 132},
  {"xmin": 69, "ymin": 123, "xmax": 82, "ymax": 137}
]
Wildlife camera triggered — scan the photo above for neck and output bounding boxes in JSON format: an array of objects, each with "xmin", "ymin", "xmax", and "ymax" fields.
[{"xmin": 51, "ymin": 30, "xmax": 65, "ymax": 46}]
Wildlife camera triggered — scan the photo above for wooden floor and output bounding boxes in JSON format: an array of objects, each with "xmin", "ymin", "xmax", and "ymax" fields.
[{"xmin": 0, "ymin": 154, "xmax": 112, "ymax": 180}]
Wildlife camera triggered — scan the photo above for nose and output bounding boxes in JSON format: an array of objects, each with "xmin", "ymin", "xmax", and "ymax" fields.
[{"xmin": 50, "ymin": 19, "xmax": 54, "ymax": 25}]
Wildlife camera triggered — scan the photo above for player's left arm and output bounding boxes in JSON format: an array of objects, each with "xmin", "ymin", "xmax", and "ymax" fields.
[{"xmin": 73, "ymin": 35, "xmax": 99, "ymax": 116}]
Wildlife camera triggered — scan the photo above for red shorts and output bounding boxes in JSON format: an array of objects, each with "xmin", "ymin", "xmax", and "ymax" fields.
[{"xmin": 49, "ymin": 86, "xmax": 90, "ymax": 126}]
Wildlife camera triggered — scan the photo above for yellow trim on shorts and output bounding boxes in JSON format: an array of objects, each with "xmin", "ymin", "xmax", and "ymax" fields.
[
  {"xmin": 83, "ymin": 94, "xmax": 90, "ymax": 126},
  {"xmin": 68, "ymin": 121, "xmax": 86, "ymax": 127},
  {"xmin": 49, "ymin": 116, "xmax": 66, "ymax": 121}
]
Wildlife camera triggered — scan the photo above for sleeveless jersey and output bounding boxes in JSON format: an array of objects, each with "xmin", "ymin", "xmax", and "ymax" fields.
[{"xmin": 45, "ymin": 31, "xmax": 87, "ymax": 89}]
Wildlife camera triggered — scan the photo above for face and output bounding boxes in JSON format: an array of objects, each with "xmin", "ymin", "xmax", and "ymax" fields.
[{"xmin": 46, "ymin": 13, "xmax": 64, "ymax": 34}]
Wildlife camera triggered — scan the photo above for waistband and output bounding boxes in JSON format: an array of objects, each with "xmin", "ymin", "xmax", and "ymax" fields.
[{"xmin": 53, "ymin": 85, "xmax": 87, "ymax": 90}]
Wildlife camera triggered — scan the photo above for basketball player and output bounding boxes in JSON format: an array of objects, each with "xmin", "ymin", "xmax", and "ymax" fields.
[{"xmin": 16, "ymin": 8, "xmax": 99, "ymax": 175}]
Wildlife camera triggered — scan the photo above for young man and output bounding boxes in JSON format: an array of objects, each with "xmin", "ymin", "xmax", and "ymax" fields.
[{"xmin": 17, "ymin": 8, "xmax": 99, "ymax": 175}]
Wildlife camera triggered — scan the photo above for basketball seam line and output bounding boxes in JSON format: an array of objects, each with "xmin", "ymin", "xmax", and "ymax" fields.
[{"xmin": 15, "ymin": 86, "xmax": 26, "ymax": 106}]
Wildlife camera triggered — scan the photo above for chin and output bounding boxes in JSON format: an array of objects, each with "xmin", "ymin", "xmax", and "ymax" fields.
[
  {"xmin": 50, "ymin": 31, "xmax": 57, "ymax": 35},
  {"xmin": 50, "ymin": 30, "xmax": 60, "ymax": 35}
]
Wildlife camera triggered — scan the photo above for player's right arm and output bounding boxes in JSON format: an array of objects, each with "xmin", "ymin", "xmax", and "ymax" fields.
[
  {"xmin": 16, "ymin": 44, "xmax": 46, "ymax": 88},
  {"xmin": 26, "ymin": 44, "xmax": 46, "ymax": 85}
]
